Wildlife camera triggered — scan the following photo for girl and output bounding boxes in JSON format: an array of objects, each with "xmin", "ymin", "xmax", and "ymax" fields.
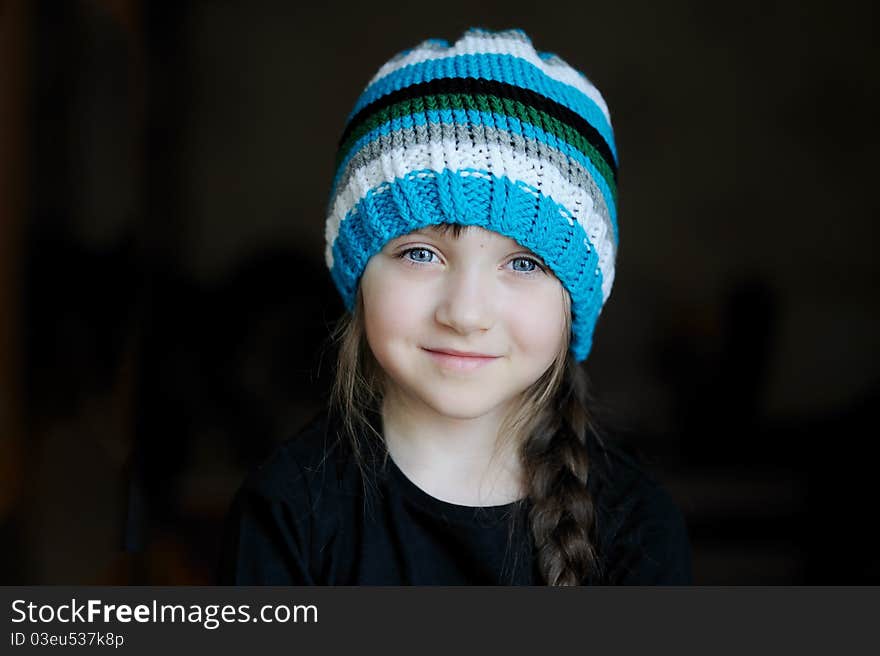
[{"xmin": 218, "ymin": 27, "xmax": 692, "ymax": 585}]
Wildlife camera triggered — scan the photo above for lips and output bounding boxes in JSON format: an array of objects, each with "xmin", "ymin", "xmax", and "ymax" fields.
[
  {"xmin": 423, "ymin": 347, "xmax": 501, "ymax": 372},
  {"xmin": 426, "ymin": 347, "xmax": 498, "ymax": 358}
]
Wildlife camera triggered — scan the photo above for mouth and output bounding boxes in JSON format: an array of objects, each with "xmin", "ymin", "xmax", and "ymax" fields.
[{"xmin": 422, "ymin": 347, "xmax": 501, "ymax": 372}]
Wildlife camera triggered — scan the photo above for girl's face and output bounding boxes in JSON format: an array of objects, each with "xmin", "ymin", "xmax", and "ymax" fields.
[{"xmin": 360, "ymin": 225, "xmax": 568, "ymax": 421}]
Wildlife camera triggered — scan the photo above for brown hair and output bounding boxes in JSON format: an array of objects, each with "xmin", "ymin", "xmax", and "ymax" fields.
[{"xmin": 327, "ymin": 224, "xmax": 609, "ymax": 585}]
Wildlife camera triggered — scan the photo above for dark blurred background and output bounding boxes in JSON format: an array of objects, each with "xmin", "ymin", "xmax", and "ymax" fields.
[{"xmin": 1, "ymin": 0, "xmax": 877, "ymax": 584}]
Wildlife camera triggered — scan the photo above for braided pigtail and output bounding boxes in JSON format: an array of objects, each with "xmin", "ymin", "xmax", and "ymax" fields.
[
  {"xmin": 493, "ymin": 292, "xmax": 607, "ymax": 586},
  {"xmin": 520, "ymin": 355, "xmax": 604, "ymax": 585}
]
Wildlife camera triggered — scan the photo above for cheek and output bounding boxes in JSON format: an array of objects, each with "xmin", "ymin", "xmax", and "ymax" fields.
[
  {"xmin": 361, "ymin": 261, "xmax": 431, "ymax": 353},
  {"xmin": 505, "ymin": 286, "xmax": 567, "ymax": 359}
]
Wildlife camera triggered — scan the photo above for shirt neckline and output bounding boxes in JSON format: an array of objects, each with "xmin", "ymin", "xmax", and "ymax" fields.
[{"xmin": 384, "ymin": 451, "xmax": 526, "ymax": 526}]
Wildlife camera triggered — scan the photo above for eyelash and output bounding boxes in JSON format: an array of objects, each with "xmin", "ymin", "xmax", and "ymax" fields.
[{"xmin": 396, "ymin": 247, "xmax": 546, "ymax": 276}]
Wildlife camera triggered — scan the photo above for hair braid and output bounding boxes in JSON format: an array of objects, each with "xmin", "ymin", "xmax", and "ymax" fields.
[{"xmin": 519, "ymin": 356, "xmax": 603, "ymax": 585}]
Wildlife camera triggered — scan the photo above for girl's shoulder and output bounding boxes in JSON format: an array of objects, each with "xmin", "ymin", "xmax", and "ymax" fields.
[
  {"xmin": 233, "ymin": 406, "xmax": 357, "ymax": 510},
  {"xmin": 590, "ymin": 433, "xmax": 685, "ymax": 526},
  {"xmin": 591, "ymin": 435, "xmax": 669, "ymax": 494},
  {"xmin": 587, "ymin": 434, "xmax": 693, "ymax": 584},
  {"xmin": 218, "ymin": 407, "xmax": 353, "ymax": 585}
]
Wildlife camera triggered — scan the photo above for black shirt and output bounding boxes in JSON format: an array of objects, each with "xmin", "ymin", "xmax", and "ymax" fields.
[{"xmin": 217, "ymin": 407, "xmax": 693, "ymax": 585}]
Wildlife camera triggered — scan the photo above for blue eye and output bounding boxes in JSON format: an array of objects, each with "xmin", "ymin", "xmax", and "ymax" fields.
[
  {"xmin": 404, "ymin": 248, "xmax": 436, "ymax": 264},
  {"xmin": 511, "ymin": 257, "xmax": 543, "ymax": 273}
]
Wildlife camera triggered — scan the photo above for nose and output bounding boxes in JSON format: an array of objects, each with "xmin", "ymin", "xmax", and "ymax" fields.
[{"xmin": 434, "ymin": 265, "xmax": 495, "ymax": 335}]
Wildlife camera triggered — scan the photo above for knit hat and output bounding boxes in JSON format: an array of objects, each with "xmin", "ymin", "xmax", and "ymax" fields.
[{"xmin": 324, "ymin": 27, "xmax": 619, "ymax": 362}]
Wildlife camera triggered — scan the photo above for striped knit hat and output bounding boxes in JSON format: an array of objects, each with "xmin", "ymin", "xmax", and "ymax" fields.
[{"xmin": 325, "ymin": 27, "xmax": 618, "ymax": 362}]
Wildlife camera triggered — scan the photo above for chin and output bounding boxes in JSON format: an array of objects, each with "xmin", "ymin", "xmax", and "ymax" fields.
[{"xmin": 416, "ymin": 385, "xmax": 509, "ymax": 421}]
